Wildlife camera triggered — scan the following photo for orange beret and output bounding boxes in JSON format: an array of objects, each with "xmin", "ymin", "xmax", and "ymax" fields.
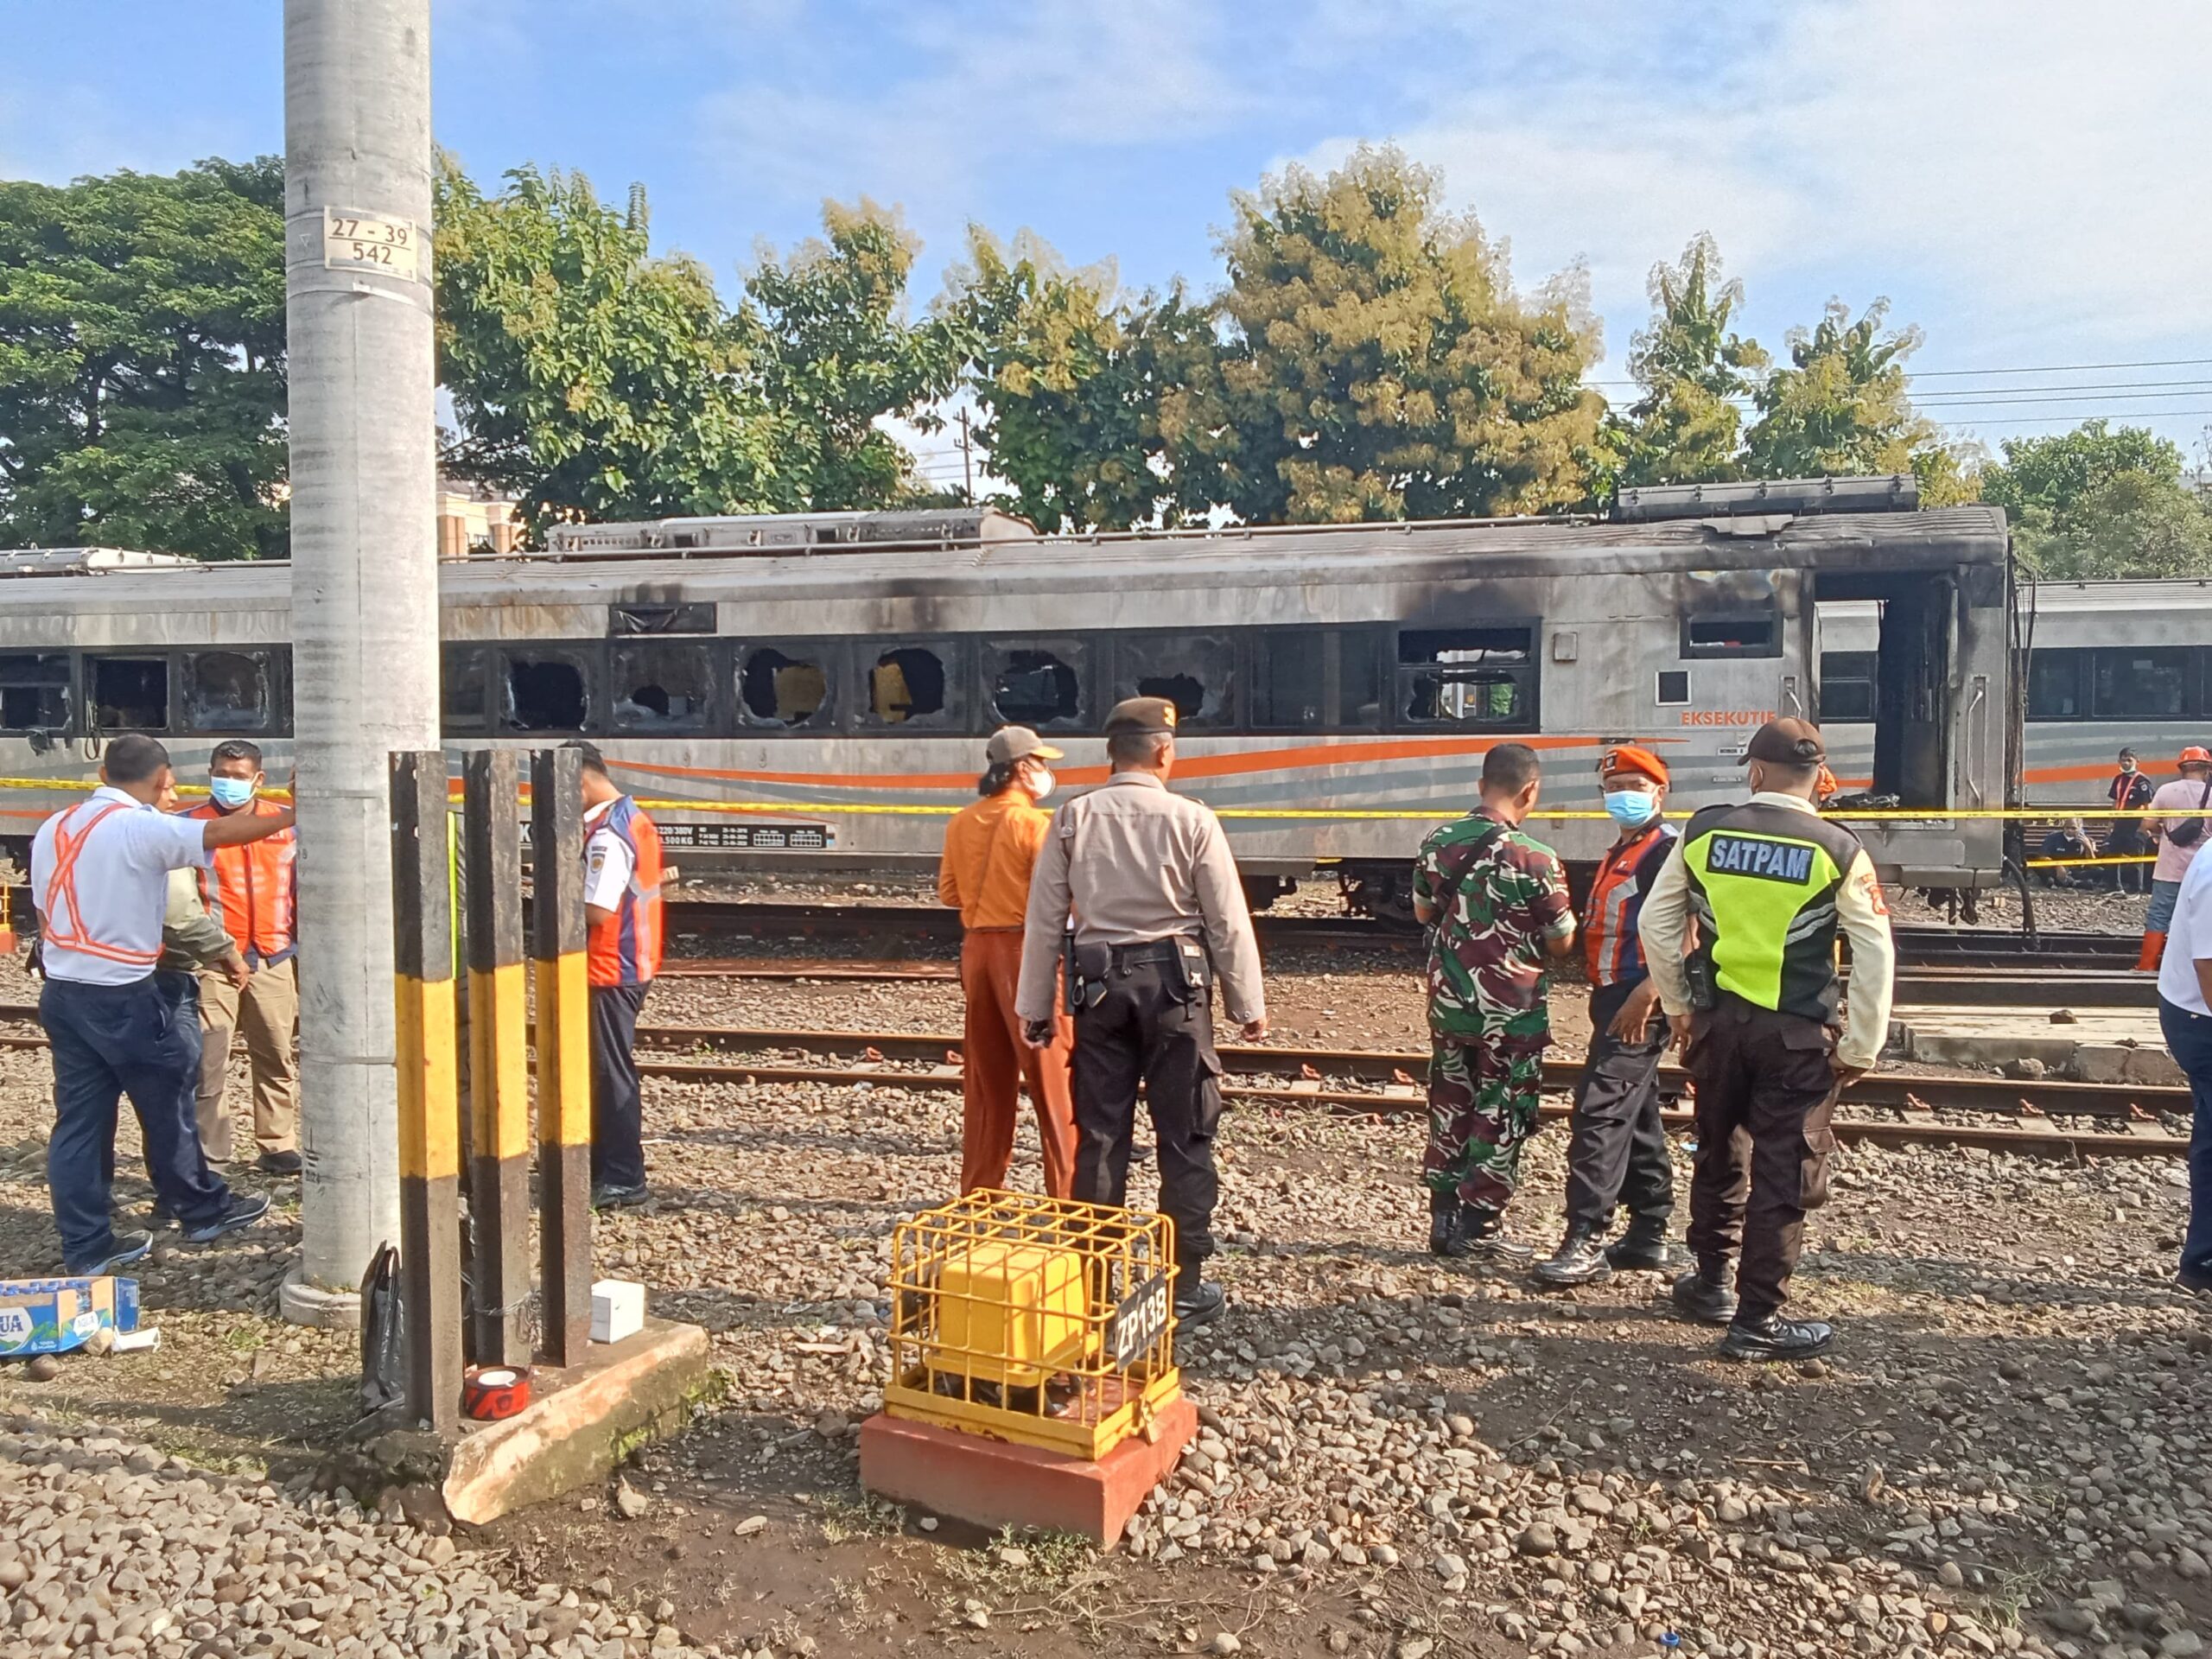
[{"xmin": 1598, "ymin": 743, "xmax": 1669, "ymax": 785}]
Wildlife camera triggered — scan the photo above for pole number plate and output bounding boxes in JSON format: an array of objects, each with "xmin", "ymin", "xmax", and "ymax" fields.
[
  {"xmin": 323, "ymin": 208, "xmax": 425, "ymax": 283},
  {"xmin": 1105, "ymin": 1271, "xmax": 1171, "ymax": 1368}
]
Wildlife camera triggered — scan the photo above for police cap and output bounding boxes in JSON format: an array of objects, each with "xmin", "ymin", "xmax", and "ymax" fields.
[
  {"xmin": 1739, "ymin": 716, "xmax": 1826, "ymax": 766},
  {"xmin": 1103, "ymin": 696, "xmax": 1179, "ymax": 738}
]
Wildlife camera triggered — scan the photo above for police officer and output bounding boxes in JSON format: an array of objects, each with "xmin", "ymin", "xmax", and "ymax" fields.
[
  {"xmin": 1637, "ymin": 718, "xmax": 1895, "ymax": 1361},
  {"xmin": 1014, "ymin": 696, "xmax": 1267, "ymax": 1327}
]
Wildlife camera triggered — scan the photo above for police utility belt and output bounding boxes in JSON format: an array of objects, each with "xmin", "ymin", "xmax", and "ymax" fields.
[{"xmin": 1063, "ymin": 934, "xmax": 1211, "ymax": 1010}]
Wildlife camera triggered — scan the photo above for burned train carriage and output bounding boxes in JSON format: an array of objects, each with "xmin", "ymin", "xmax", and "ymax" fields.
[{"xmin": 0, "ymin": 498, "xmax": 2012, "ymax": 907}]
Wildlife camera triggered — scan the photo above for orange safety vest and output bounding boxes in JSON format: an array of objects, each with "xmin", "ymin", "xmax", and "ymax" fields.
[
  {"xmin": 587, "ymin": 796, "xmax": 664, "ymax": 988},
  {"xmin": 39, "ymin": 799, "xmax": 162, "ymax": 971},
  {"xmin": 1583, "ymin": 822, "xmax": 1676, "ymax": 988},
  {"xmin": 188, "ymin": 798, "xmax": 298, "ymax": 966}
]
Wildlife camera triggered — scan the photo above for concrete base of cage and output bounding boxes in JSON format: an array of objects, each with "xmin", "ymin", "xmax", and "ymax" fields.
[{"xmin": 858, "ymin": 1395, "xmax": 1196, "ymax": 1548}]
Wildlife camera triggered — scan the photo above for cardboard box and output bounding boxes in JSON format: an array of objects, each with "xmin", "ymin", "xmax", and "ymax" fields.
[
  {"xmin": 0, "ymin": 1276, "xmax": 140, "ymax": 1357},
  {"xmin": 590, "ymin": 1279, "xmax": 645, "ymax": 1344}
]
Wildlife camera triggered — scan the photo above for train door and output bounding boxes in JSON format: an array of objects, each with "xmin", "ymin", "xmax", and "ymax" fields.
[{"xmin": 1814, "ymin": 572, "xmax": 1952, "ymax": 808}]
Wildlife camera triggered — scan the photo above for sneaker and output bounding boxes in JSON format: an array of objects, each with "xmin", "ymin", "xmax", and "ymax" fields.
[
  {"xmin": 1534, "ymin": 1222, "xmax": 1612, "ymax": 1287},
  {"xmin": 67, "ymin": 1230, "xmax": 153, "ymax": 1276},
  {"xmin": 1671, "ymin": 1263, "xmax": 1738, "ymax": 1326},
  {"xmin": 590, "ymin": 1181, "xmax": 650, "ymax": 1211},
  {"xmin": 257, "ymin": 1149, "xmax": 302, "ymax": 1177},
  {"xmin": 2177, "ymin": 1265, "xmax": 2212, "ymax": 1294},
  {"xmin": 1719, "ymin": 1313, "xmax": 1834, "ymax": 1363},
  {"xmin": 1172, "ymin": 1280, "xmax": 1226, "ymax": 1328},
  {"xmin": 146, "ymin": 1202, "xmax": 181, "ymax": 1232},
  {"xmin": 182, "ymin": 1192, "xmax": 270, "ymax": 1244}
]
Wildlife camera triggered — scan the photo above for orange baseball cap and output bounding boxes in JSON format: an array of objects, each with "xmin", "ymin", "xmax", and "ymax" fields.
[{"xmin": 1598, "ymin": 743, "xmax": 1669, "ymax": 785}]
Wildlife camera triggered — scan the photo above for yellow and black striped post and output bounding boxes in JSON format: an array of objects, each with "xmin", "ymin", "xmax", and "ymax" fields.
[
  {"xmin": 531, "ymin": 746, "xmax": 594, "ymax": 1366},
  {"xmin": 391, "ymin": 751, "xmax": 463, "ymax": 1433},
  {"xmin": 463, "ymin": 748, "xmax": 532, "ymax": 1366}
]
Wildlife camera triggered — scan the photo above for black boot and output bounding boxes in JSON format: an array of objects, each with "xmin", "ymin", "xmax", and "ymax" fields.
[
  {"xmin": 1670, "ymin": 1258, "xmax": 1738, "ymax": 1326},
  {"xmin": 1606, "ymin": 1213, "xmax": 1688, "ymax": 1273},
  {"xmin": 1173, "ymin": 1277, "xmax": 1226, "ymax": 1328},
  {"xmin": 1462, "ymin": 1205, "xmax": 1534, "ymax": 1264},
  {"xmin": 1535, "ymin": 1219, "xmax": 1612, "ymax": 1286},
  {"xmin": 1427, "ymin": 1189, "xmax": 1469, "ymax": 1258},
  {"xmin": 1719, "ymin": 1311, "xmax": 1833, "ymax": 1362}
]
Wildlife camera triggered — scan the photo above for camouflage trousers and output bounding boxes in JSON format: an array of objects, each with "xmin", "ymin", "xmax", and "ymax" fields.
[{"xmin": 1422, "ymin": 1021, "xmax": 1551, "ymax": 1217}]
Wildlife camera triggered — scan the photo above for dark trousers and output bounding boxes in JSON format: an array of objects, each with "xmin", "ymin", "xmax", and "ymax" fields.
[
  {"xmin": 43, "ymin": 972, "xmax": 231, "ymax": 1269},
  {"xmin": 1684, "ymin": 993, "xmax": 1840, "ymax": 1319},
  {"xmin": 2160, "ymin": 997, "xmax": 2212, "ymax": 1283},
  {"xmin": 1563, "ymin": 978, "xmax": 1675, "ymax": 1230},
  {"xmin": 1071, "ymin": 955, "xmax": 1223, "ymax": 1277},
  {"xmin": 2108, "ymin": 827, "xmax": 2149, "ymax": 894},
  {"xmin": 589, "ymin": 982, "xmax": 650, "ymax": 1190}
]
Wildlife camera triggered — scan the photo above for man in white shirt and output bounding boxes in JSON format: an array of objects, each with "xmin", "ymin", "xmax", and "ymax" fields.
[
  {"xmin": 31, "ymin": 734, "xmax": 296, "ymax": 1274},
  {"xmin": 2141, "ymin": 746, "xmax": 2212, "ymax": 970},
  {"xmin": 2156, "ymin": 839, "xmax": 2212, "ymax": 1294}
]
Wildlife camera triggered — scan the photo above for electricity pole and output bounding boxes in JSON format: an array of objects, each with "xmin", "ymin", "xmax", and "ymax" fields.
[{"xmin": 280, "ymin": 0, "xmax": 441, "ymax": 1323}]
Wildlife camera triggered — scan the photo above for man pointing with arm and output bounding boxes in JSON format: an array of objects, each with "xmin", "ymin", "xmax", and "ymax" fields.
[{"xmin": 1638, "ymin": 718, "xmax": 1894, "ymax": 1363}]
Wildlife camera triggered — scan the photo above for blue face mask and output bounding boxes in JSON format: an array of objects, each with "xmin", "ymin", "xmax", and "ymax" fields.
[
  {"xmin": 208, "ymin": 776, "xmax": 257, "ymax": 810},
  {"xmin": 1603, "ymin": 789, "xmax": 1659, "ymax": 830}
]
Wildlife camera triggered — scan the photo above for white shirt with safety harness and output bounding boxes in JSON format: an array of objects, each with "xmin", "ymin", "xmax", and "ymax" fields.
[{"xmin": 31, "ymin": 786, "xmax": 213, "ymax": 986}]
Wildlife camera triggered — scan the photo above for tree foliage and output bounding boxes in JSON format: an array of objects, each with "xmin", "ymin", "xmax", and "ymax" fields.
[
  {"xmin": 1608, "ymin": 235, "xmax": 1767, "ymax": 488},
  {"xmin": 1741, "ymin": 297, "xmax": 1938, "ymax": 480},
  {"xmin": 0, "ymin": 157, "xmax": 288, "ymax": 559},
  {"xmin": 433, "ymin": 161, "xmax": 777, "ymax": 534},
  {"xmin": 742, "ymin": 200, "xmax": 966, "ymax": 512},
  {"xmin": 1208, "ymin": 145, "xmax": 1605, "ymax": 524},
  {"xmin": 1981, "ymin": 420, "xmax": 2211, "ymax": 577}
]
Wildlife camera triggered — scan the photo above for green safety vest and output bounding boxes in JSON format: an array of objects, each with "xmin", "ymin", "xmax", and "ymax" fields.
[{"xmin": 1679, "ymin": 800, "xmax": 1866, "ymax": 1023}]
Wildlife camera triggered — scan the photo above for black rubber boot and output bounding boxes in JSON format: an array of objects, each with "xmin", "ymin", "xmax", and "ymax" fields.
[
  {"xmin": 1173, "ymin": 1278, "xmax": 1226, "ymax": 1328},
  {"xmin": 1535, "ymin": 1220, "xmax": 1613, "ymax": 1286},
  {"xmin": 1606, "ymin": 1214, "xmax": 1688, "ymax": 1273},
  {"xmin": 1427, "ymin": 1189, "xmax": 1469, "ymax": 1258},
  {"xmin": 1719, "ymin": 1312, "xmax": 1833, "ymax": 1362},
  {"xmin": 1462, "ymin": 1206, "xmax": 1534, "ymax": 1264},
  {"xmin": 1670, "ymin": 1258, "xmax": 1738, "ymax": 1326}
]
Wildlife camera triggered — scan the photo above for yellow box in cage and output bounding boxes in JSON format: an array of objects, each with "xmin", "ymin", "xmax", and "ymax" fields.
[{"xmin": 886, "ymin": 1188, "xmax": 1185, "ymax": 1461}]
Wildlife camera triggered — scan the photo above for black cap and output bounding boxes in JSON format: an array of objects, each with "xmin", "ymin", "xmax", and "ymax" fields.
[
  {"xmin": 1739, "ymin": 716, "xmax": 1826, "ymax": 766},
  {"xmin": 1103, "ymin": 696, "xmax": 1178, "ymax": 738}
]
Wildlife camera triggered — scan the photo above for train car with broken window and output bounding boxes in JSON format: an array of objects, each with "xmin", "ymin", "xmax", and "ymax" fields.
[{"xmin": 0, "ymin": 485, "xmax": 2012, "ymax": 915}]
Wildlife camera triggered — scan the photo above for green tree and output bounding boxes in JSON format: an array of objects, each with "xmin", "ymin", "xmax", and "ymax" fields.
[
  {"xmin": 1608, "ymin": 234, "xmax": 1768, "ymax": 489},
  {"xmin": 0, "ymin": 157, "xmax": 288, "ymax": 560},
  {"xmin": 1982, "ymin": 420, "xmax": 2209, "ymax": 575},
  {"xmin": 1740, "ymin": 297, "xmax": 1942, "ymax": 480},
  {"xmin": 434, "ymin": 160, "xmax": 779, "ymax": 535},
  {"xmin": 743, "ymin": 200, "xmax": 966, "ymax": 512},
  {"xmin": 1208, "ymin": 145, "xmax": 1605, "ymax": 524},
  {"xmin": 947, "ymin": 229, "xmax": 1219, "ymax": 531}
]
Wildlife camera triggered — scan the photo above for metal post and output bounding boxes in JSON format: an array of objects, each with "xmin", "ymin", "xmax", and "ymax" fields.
[
  {"xmin": 531, "ymin": 747, "xmax": 594, "ymax": 1366},
  {"xmin": 281, "ymin": 0, "xmax": 441, "ymax": 1323},
  {"xmin": 391, "ymin": 753, "xmax": 461, "ymax": 1432},
  {"xmin": 463, "ymin": 750, "xmax": 531, "ymax": 1365}
]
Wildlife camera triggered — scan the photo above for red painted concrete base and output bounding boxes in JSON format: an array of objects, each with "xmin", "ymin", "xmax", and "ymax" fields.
[{"xmin": 859, "ymin": 1397, "xmax": 1198, "ymax": 1547}]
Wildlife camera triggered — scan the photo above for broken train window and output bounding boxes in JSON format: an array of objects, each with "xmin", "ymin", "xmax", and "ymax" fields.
[
  {"xmin": 740, "ymin": 645, "xmax": 831, "ymax": 728},
  {"xmin": 1112, "ymin": 632, "xmax": 1235, "ymax": 728},
  {"xmin": 864, "ymin": 644, "xmax": 957, "ymax": 728},
  {"xmin": 1396, "ymin": 626, "xmax": 1535, "ymax": 728},
  {"xmin": 984, "ymin": 640, "xmax": 1087, "ymax": 731},
  {"xmin": 0, "ymin": 654, "xmax": 70, "ymax": 732},
  {"xmin": 502, "ymin": 649, "xmax": 592, "ymax": 733},
  {"xmin": 184, "ymin": 650, "xmax": 276, "ymax": 733},
  {"xmin": 612, "ymin": 641, "xmax": 715, "ymax": 733},
  {"xmin": 88, "ymin": 656, "xmax": 170, "ymax": 732}
]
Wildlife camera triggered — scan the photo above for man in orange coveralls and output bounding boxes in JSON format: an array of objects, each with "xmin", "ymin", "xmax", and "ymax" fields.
[{"xmin": 938, "ymin": 725, "xmax": 1077, "ymax": 1197}]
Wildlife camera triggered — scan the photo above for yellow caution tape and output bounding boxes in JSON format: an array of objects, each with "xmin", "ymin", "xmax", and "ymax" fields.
[{"xmin": 2023, "ymin": 854, "xmax": 2157, "ymax": 868}]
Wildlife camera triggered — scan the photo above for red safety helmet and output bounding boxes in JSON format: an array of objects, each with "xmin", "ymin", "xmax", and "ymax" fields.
[{"xmin": 2181, "ymin": 746, "xmax": 2212, "ymax": 767}]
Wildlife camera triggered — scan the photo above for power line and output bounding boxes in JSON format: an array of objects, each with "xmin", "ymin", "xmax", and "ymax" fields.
[
  {"xmin": 1932, "ymin": 408, "xmax": 2212, "ymax": 427},
  {"xmin": 1584, "ymin": 355, "xmax": 2212, "ymax": 389}
]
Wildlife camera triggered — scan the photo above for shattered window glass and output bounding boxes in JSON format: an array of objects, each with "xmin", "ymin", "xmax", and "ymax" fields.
[
  {"xmin": 89, "ymin": 657, "xmax": 169, "ymax": 732},
  {"xmin": 442, "ymin": 645, "xmax": 489, "ymax": 733},
  {"xmin": 503, "ymin": 651, "xmax": 591, "ymax": 733},
  {"xmin": 740, "ymin": 646, "xmax": 830, "ymax": 728},
  {"xmin": 863, "ymin": 645, "xmax": 956, "ymax": 728},
  {"xmin": 1114, "ymin": 633, "xmax": 1235, "ymax": 728},
  {"xmin": 184, "ymin": 651, "xmax": 273, "ymax": 733},
  {"xmin": 985, "ymin": 641, "xmax": 1087, "ymax": 731},
  {"xmin": 1253, "ymin": 630, "xmax": 1381, "ymax": 729},
  {"xmin": 1397, "ymin": 628, "xmax": 1535, "ymax": 728},
  {"xmin": 613, "ymin": 642, "xmax": 715, "ymax": 733},
  {"xmin": 0, "ymin": 654, "xmax": 70, "ymax": 732}
]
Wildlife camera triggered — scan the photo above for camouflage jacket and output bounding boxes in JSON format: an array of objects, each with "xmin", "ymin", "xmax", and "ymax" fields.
[{"xmin": 1411, "ymin": 808, "xmax": 1574, "ymax": 1038}]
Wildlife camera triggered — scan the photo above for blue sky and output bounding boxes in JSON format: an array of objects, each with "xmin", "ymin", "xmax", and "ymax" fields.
[{"xmin": 7, "ymin": 0, "xmax": 2209, "ymax": 484}]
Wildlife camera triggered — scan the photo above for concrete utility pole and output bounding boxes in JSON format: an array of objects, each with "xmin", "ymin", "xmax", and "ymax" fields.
[{"xmin": 281, "ymin": 0, "xmax": 441, "ymax": 1323}]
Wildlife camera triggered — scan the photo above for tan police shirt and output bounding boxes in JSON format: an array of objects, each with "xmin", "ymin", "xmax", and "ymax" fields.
[{"xmin": 1014, "ymin": 771, "xmax": 1266, "ymax": 1026}]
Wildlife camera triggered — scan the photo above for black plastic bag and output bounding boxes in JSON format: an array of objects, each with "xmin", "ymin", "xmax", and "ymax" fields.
[{"xmin": 359, "ymin": 1243, "xmax": 405, "ymax": 1417}]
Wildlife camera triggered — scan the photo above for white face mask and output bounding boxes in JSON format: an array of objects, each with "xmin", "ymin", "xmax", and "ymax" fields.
[{"xmin": 1025, "ymin": 766, "xmax": 1057, "ymax": 801}]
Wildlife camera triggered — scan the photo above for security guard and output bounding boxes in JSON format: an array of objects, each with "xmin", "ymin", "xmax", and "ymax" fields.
[
  {"xmin": 1014, "ymin": 696, "xmax": 1267, "ymax": 1327},
  {"xmin": 1638, "ymin": 718, "xmax": 1895, "ymax": 1361}
]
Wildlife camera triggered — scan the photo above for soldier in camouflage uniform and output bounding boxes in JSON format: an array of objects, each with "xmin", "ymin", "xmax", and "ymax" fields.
[{"xmin": 1411, "ymin": 743, "xmax": 1578, "ymax": 1262}]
